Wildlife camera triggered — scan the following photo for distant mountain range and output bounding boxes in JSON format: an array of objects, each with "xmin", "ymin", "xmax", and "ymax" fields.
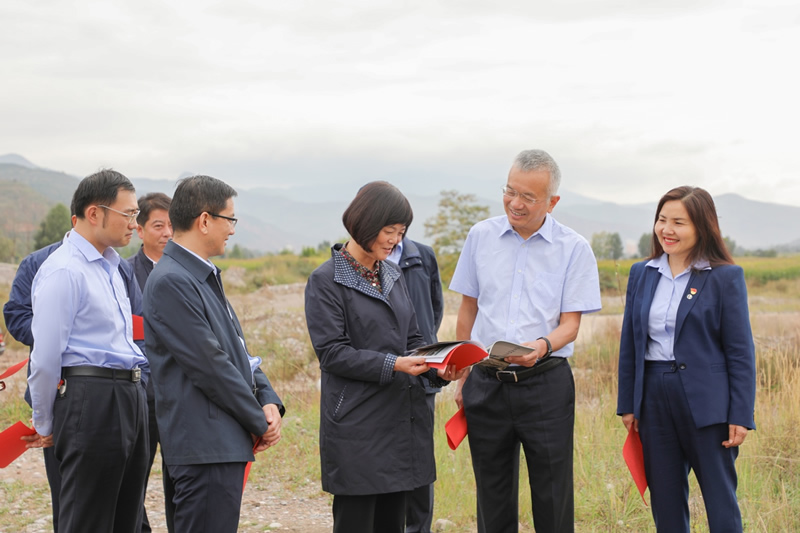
[{"xmin": 1, "ymin": 153, "xmax": 798, "ymax": 255}]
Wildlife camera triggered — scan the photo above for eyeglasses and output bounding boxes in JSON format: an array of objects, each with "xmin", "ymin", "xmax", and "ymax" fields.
[
  {"xmin": 98, "ymin": 205, "xmax": 140, "ymax": 223},
  {"xmin": 209, "ymin": 213, "xmax": 238, "ymax": 228},
  {"xmin": 502, "ymin": 186, "xmax": 542, "ymax": 205}
]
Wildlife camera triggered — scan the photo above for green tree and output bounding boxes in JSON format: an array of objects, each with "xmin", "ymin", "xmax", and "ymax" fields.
[
  {"xmin": 637, "ymin": 233, "xmax": 652, "ymax": 258},
  {"xmin": 591, "ymin": 231, "xmax": 624, "ymax": 260},
  {"xmin": 424, "ymin": 190, "xmax": 490, "ymax": 255},
  {"xmin": 34, "ymin": 203, "xmax": 71, "ymax": 250},
  {"xmin": 608, "ymin": 232, "xmax": 623, "ymax": 260}
]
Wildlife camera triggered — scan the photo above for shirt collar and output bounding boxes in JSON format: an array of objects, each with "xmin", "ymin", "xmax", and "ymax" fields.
[
  {"xmin": 498, "ymin": 213, "xmax": 554, "ymax": 243},
  {"xmin": 67, "ymin": 230, "xmax": 120, "ymax": 269},
  {"xmin": 646, "ymin": 253, "xmax": 712, "ymax": 275}
]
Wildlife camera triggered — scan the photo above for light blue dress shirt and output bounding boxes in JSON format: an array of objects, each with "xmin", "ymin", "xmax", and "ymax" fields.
[
  {"xmin": 387, "ymin": 239, "xmax": 403, "ymax": 264},
  {"xmin": 449, "ymin": 214, "xmax": 602, "ymax": 358},
  {"xmin": 645, "ymin": 253, "xmax": 712, "ymax": 361},
  {"xmin": 28, "ymin": 230, "xmax": 148, "ymax": 436}
]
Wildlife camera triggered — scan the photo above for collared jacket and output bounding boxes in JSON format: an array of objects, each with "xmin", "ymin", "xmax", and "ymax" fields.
[
  {"xmin": 393, "ymin": 239, "xmax": 444, "ymax": 393},
  {"xmin": 127, "ymin": 245, "xmax": 155, "ymax": 293},
  {"xmin": 143, "ymin": 241, "xmax": 284, "ymax": 465},
  {"xmin": 305, "ymin": 244, "xmax": 435, "ymax": 495},
  {"xmin": 617, "ymin": 260, "xmax": 756, "ymax": 429}
]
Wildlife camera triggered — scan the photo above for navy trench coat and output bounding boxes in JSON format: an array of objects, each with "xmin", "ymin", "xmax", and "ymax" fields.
[{"xmin": 304, "ymin": 245, "xmax": 436, "ymax": 496}]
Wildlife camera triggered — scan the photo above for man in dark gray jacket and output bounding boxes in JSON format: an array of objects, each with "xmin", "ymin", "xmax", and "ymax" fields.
[
  {"xmin": 143, "ymin": 175, "xmax": 284, "ymax": 532},
  {"xmin": 388, "ymin": 238, "xmax": 444, "ymax": 533}
]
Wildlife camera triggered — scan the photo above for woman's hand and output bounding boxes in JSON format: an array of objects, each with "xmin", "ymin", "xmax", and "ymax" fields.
[
  {"xmin": 394, "ymin": 356, "xmax": 430, "ymax": 376},
  {"xmin": 722, "ymin": 424, "xmax": 748, "ymax": 448},
  {"xmin": 621, "ymin": 413, "xmax": 638, "ymax": 432},
  {"xmin": 436, "ymin": 364, "xmax": 469, "ymax": 382}
]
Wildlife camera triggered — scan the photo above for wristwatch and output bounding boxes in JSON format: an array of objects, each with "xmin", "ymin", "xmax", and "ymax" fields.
[{"xmin": 537, "ymin": 336, "xmax": 553, "ymax": 359}]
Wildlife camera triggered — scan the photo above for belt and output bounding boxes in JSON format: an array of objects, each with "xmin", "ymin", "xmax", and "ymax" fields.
[
  {"xmin": 482, "ymin": 356, "xmax": 566, "ymax": 383},
  {"xmin": 62, "ymin": 366, "xmax": 141, "ymax": 383}
]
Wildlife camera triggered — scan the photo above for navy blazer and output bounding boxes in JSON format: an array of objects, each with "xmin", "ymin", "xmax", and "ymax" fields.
[
  {"xmin": 617, "ymin": 260, "xmax": 756, "ymax": 430},
  {"xmin": 143, "ymin": 241, "xmax": 284, "ymax": 465}
]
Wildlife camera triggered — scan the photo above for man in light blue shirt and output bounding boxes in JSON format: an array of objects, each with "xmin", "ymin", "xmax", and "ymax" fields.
[
  {"xmin": 25, "ymin": 169, "xmax": 150, "ymax": 533},
  {"xmin": 451, "ymin": 150, "xmax": 601, "ymax": 533}
]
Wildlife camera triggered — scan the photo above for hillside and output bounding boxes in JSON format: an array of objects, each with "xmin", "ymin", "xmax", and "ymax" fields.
[{"xmin": 1, "ymin": 156, "xmax": 798, "ymax": 255}]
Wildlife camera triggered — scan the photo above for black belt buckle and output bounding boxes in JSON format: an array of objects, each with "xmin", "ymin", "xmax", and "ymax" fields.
[
  {"xmin": 131, "ymin": 368, "xmax": 141, "ymax": 383},
  {"xmin": 495, "ymin": 370, "xmax": 518, "ymax": 383}
]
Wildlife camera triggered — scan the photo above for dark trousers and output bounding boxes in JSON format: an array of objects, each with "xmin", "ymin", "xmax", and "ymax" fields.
[
  {"xmin": 640, "ymin": 362, "xmax": 742, "ymax": 533},
  {"xmin": 52, "ymin": 376, "xmax": 149, "ymax": 533},
  {"xmin": 42, "ymin": 446, "xmax": 61, "ymax": 532},
  {"xmin": 464, "ymin": 361, "xmax": 575, "ymax": 533},
  {"xmin": 405, "ymin": 393, "xmax": 437, "ymax": 533},
  {"xmin": 169, "ymin": 462, "xmax": 246, "ymax": 533},
  {"xmin": 141, "ymin": 388, "xmax": 175, "ymax": 533},
  {"xmin": 333, "ymin": 491, "xmax": 408, "ymax": 533}
]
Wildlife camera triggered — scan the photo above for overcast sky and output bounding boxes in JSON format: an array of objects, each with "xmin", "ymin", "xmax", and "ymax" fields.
[{"xmin": 2, "ymin": 0, "xmax": 799, "ymax": 206}]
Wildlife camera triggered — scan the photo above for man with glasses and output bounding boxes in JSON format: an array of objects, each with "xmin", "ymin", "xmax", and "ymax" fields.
[
  {"xmin": 450, "ymin": 150, "xmax": 601, "ymax": 532},
  {"xmin": 143, "ymin": 175, "xmax": 283, "ymax": 532},
  {"xmin": 127, "ymin": 192, "xmax": 176, "ymax": 533},
  {"xmin": 24, "ymin": 169, "xmax": 150, "ymax": 532}
]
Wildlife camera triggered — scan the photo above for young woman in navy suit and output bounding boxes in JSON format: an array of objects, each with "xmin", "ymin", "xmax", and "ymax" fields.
[{"xmin": 617, "ymin": 186, "xmax": 756, "ymax": 532}]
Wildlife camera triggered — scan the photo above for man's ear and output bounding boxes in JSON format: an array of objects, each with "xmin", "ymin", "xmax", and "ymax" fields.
[{"xmin": 547, "ymin": 195, "xmax": 561, "ymax": 213}]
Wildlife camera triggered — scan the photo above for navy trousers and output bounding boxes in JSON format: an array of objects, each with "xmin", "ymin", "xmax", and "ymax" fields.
[
  {"xmin": 405, "ymin": 393, "xmax": 437, "ymax": 533},
  {"xmin": 640, "ymin": 362, "xmax": 742, "ymax": 533},
  {"xmin": 332, "ymin": 491, "xmax": 408, "ymax": 533},
  {"xmin": 169, "ymin": 462, "xmax": 246, "ymax": 533}
]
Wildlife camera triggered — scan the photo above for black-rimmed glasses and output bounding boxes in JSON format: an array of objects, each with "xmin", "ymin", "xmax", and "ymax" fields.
[{"xmin": 209, "ymin": 213, "xmax": 238, "ymax": 227}]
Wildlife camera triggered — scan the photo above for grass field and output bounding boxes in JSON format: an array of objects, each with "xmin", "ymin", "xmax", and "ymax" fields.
[{"xmin": 2, "ymin": 256, "xmax": 799, "ymax": 531}]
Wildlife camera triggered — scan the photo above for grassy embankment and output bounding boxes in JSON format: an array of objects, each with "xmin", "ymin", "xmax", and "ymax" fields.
[{"xmin": 1, "ymin": 255, "xmax": 799, "ymax": 531}]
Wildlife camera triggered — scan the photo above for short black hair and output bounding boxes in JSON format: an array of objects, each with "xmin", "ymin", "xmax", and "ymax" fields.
[
  {"xmin": 170, "ymin": 175, "xmax": 237, "ymax": 232},
  {"xmin": 136, "ymin": 192, "xmax": 172, "ymax": 226},
  {"xmin": 342, "ymin": 181, "xmax": 413, "ymax": 252},
  {"xmin": 71, "ymin": 169, "xmax": 135, "ymax": 219}
]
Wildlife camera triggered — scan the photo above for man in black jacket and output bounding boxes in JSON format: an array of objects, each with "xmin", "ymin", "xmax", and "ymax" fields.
[
  {"xmin": 127, "ymin": 191, "xmax": 174, "ymax": 532},
  {"xmin": 143, "ymin": 175, "xmax": 284, "ymax": 532},
  {"xmin": 388, "ymin": 238, "xmax": 444, "ymax": 533}
]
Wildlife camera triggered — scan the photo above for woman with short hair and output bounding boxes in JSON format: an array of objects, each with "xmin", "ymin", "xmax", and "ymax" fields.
[{"xmin": 304, "ymin": 181, "xmax": 462, "ymax": 533}]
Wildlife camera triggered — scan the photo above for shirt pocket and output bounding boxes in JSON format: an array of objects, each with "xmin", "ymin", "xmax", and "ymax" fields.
[{"xmin": 527, "ymin": 271, "xmax": 565, "ymax": 312}]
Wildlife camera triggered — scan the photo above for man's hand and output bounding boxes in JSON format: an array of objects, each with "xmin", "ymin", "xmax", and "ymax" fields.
[
  {"xmin": 253, "ymin": 404, "xmax": 283, "ymax": 453},
  {"xmin": 722, "ymin": 424, "xmax": 748, "ymax": 448},
  {"xmin": 621, "ymin": 413, "xmax": 638, "ymax": 433},
  {"xmin": 454, "ymin": 370, "xmax": 471, "ymax": 409},
  {"xmin": 394, "ymin": 356, "xmax": 430, "ymax": 376},
  {"xmin": 504, "ymin": 338, "xmax": 548, "ymax": 367},
  {"xmin": 22, "ymin": 432, "xmax": 53, "ymax": 449}
]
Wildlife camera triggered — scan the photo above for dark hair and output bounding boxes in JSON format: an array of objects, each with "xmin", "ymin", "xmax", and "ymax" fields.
[
  {"xmin": 136, "ymin": 192, "xmax": 172, "ymax": 226},
  {"xmin": 648, "ymin": 186, "xmax": 734, "ymax": 267},
  {"xmin": 71, "ymin": 169, "xmax": 135, "ymax": 219},
  {"xmin": 342, "ymin": 181, "xmax": 413, "ymax": 252},
  {"xmin": 170, "ymin": 175, "xmax": 237, "ymax": 232}
]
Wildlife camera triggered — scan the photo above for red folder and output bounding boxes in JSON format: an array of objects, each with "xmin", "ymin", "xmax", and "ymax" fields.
[
  {"xmin": 426, "ymin": 344, "xmax": 487, "ymax": 372},
  {"xmin": 132, "ymin": 315, "xmax": 144, "ymax": 341},
  {"xmin": 445, "ymin": 407, "xmax": 468, "ymax": 450},
  {"xmin": 0, "ymin": 421, "xmax": 37, "ymax": 468},
  {"xmin": 623, "ymin": 426, "xmax": 648, "ymax": 505},
  {"xmin": 0, "ymin": 357, "xmax": 29, "ymax": 392}
]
